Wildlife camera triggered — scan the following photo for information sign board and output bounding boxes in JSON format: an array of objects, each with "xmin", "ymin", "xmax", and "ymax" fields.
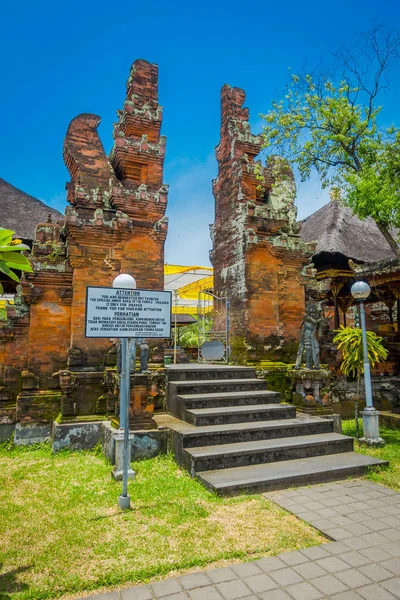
[{"xmin": 85, "ymin": 287, "xmax": 172, "ymax": 338}]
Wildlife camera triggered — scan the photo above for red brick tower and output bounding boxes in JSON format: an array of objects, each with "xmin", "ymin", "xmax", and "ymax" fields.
[
  {"xmin": 1, "ymin": 59, "xmax": 168, "ymax": 419},
  {"xmin": 62, "ymin": 59, "xmax": 168, "ymax": 371},
  {"xmin": 211, "ymin": 85, "xmax": 314, "ymax": 361}
]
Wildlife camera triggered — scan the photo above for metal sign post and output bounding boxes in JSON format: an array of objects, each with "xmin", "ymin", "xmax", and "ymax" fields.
[
  {"xmin": 85, "ymin": 275, "xmax": 172, "ymax": 510},
  {"xmin": 118, "ymin": 337, "xmax": 131, "ymax": 509}
]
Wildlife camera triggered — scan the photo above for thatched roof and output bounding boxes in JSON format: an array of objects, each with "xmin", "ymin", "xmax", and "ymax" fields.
[
  {"xmin": 299, "ymin": 200, "xmax": 398, "ymax": 263},
  {"xmin": 0, "ymin": 178, "xmax": 64, "ymax": 241}
]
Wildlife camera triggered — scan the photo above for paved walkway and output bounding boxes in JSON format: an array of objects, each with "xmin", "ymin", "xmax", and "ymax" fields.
[{"xmin": 83, "ymin": 479, "xmax": 400, "ymax": 600}]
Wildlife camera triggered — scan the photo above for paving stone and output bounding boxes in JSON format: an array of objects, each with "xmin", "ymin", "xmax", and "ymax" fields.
[
  {"xmin": 85, "ymin": 593, "xmax": 120, "ymax": 600},
  {"xmin": 380, "ymin": 517, "xmax": 400, "ymax": 528},
  {"xmin": 311, "ymin": 519, "xmax": 332, "ymax": 530},
  {"xmin": 325, "ymin": 527, "xmax": 354, "ymax": 540},
  {"xmin": 341, "ymin": 481, "xmax": 364, "ymax": 488},
  {"xmin": 254, "ymin": 556, "xmax": 287, "ymax": 573},
  {"xmin": 341, "ymin": 551, "xmax": 372, "ymax": 568},
  {"xmin": 242, "ymin": 573, "xmax": 278, "ymax": 593},
  {"xmin": 376, "ymin": 487, "xmax": 398, "ymax": 495},
  {"xmin": 325, "ymin": 489, "xmax": 349, "ymax": 499},
  {"xmin": 381, "ymin": 577, "xmax": 400, "ymax": 597},
  {"xmin": 258, "ymin": 589, "xmax": 292, "ymax": 600},
  {"xmin": 345, "ymin": 511, "xmax": 371, "ymax": 523},
  {"xmin": 206, "ymin": 568, "xmax": 238, "ymax": 584},
  {"xmin": 295, "ymin": 511, "xmax": 318, "ymax": 523},
  {"xmin": 320, "ymin": 497, "xmax": 342, "ymax": 508},
  {"xmin": 157, "ymin": 594, "xmax": 188, "ymax": 600},
  {"xmin": 362, "ymin": 519, "xmax": 390, "ymax": 532},
  {"xmin": 384, "ymin": 558, "xmax": 400, "ymax": 576},
  {"xmin": 360, "ymin": 547, "xmax": 394, "ymax": 561},
  {"xmin": 279, "ymin": 551, "xmax": 309, "ymax": 566},
  {"xmin": 366, "ymin": 499, "xmax": 390, "ymax": 508},
  {"xmin": 231, "ymin": 562, "xmax": 262, "ymax": 578},
  {"xmin": 189, "ymin": 586, "xmax": 223, "ymax": 600},
  {"xmin": 269, "ymin": 567, "xmax": 303, "ymax": 586},
  {"xmin": 316, "ymin": 555, "xmax": 351, "ymax": 573},
  {"xmin": 151, "ymin": 579, "xmax": 182, "ymax": 597},
  {"xmin": 335, "ymin": 568, "xmax": 373, "ymax": 588},
  {"xmin": 311, "ymin": 574, "xmax": 349, "ymax": 595},
  {"xmin": 381, "ymin": 505, "xmax": 400, "ymax": 516},
  {"xmin": 349, "ymin": 493, "xmax": 375, "ymax": 502},
  {"xmin": 358, "ymin": 563, "xmax": 394, "ymax": 583},
  {"xmin": 380, "ymin": 543, "xmax": 400, "ymax": 558},
  {"xmin": 300, "ymin": 545, "xmax": 331, "ymax": 560},
  {"xmin": 293, "ymin": 561, "xmax": 327, "ymax": 579},
  {"xmin": 314, "ymin": 508, "xmax": 338, "ymax": 519},
  {"xmin": 336, "ymin": 504, "xmax": 359, "ymax": 516},
  {"xmin": 345, "ymin": 537, "xmax": 376, "ymax": 551},
  {"xmin": 347, "ymin": 523, "xmax": 376, "ymax": 536},
  {"xmin": 360, "ymin": 532, "xmax": 392, "ymax": 546},
  {"xmin": 331, "ymin": 592, "xmax": 364, "ymax": 600},
  {"xmin": 302, "ymin": 501, "xmax": 326, "ymax": 511},
  {"xmin": 324, "ymin": 541, "xmax": 352, "ymax": 554},
  {"xmin": 284, "ymin": 581, "xmax": 323, "ymax": 600},
  {"xmin": 330, "ymin": 515, "xmax": 355, "ymax": 527},
  {"xmin": 363, "ymin": 509, "xmax": 389, "ymax": 519},
  {"xmin": 381, "ymin": 529, "xmax": 400, "ymax": 542},
  {"xmin": 336, "ymin": 495, "xmax": 357, "ymax": 505},
  {"xmin": 215, "ymin": 580, "xmax": 252, "ymax": 600},
  {"xmin": 120, "ymin": 586, "xmax": 153, "ymax": 600},
  {"xmin": 357, "ymin": 583, "xmax": 397, "ymax": 599},
  {"xmin": 347, "ymin": 502, "xmax": 372, "ymax": 512},
  {"xmin": 179, "ymin": 573, "xmax": 211, "ymax": 590}
]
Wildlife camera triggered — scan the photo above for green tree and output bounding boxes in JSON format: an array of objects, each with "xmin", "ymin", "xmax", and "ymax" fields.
[
  {"xmin": 260, "ymin": 24, "xmax": 400, "ymax": 256},
  {"xmin": 0, "ymin": 228, "xmax": 33, "ymax": 293}
]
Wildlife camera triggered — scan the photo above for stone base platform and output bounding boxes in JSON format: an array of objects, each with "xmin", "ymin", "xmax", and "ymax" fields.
[{"xmin": 380, "ymin": 410, "xmax": 400, "ymax": 429}]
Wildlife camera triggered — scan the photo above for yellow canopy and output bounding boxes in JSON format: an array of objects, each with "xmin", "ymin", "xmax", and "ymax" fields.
[{"xmin": 164, "ymin": 264, "xmax": 214, "ymax": 315}]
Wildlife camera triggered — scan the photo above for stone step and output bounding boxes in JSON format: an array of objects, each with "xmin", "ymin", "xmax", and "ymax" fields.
[
  {"xmin": 171, "ymin": 378, "xmax": 267, "ymax": 396},
  {"xmin": 183, "ymin": 404, "xmax": 296, "ymax": 426},
  {"xmin": 196, "ymin": 452, "xmax": 389, "ymax": 495},
  {"xmin": 177, "ymin": 390, "xmax": 281, "ymax": 410},
  {"xmin": 180, "ymin": 416, "xmax": 334, "ymax": 448},
  {"xmin": 166, "ymin": 365, "xmax": 256, "ymax": 382},
  {"xmin": 183, "ymin": 433, "xmax": 354, "ymax": 473}
]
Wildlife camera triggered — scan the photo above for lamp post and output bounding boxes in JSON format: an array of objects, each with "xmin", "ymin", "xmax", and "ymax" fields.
[
  {"xmin": 350, "ymin": 281, "xmax": 384, "ymax": 446},
  {"xmin": 113, "ymin": 273, "xmax": 136, "ymax": 509}
]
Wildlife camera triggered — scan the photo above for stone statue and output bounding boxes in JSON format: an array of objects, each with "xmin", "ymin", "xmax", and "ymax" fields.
[
  {"xmin": 116, "ymin": 338, "xmax": 149, "ymax": 374},
  {"xmin": 295, "ymin": 301, "xmax": 324, "ymax": 370},
  {"xmin": 137, "ymin": 338, "xmax": 150, "ymax": 373}
]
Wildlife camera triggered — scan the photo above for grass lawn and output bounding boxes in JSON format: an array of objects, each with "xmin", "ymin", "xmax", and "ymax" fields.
[
  {"xmin": 0, "ymin": 444, "xmax": 324, "ymax": 600},
  {"xmin": 342, "ymin": 419, "xmax": 400, "ymax": 490}
]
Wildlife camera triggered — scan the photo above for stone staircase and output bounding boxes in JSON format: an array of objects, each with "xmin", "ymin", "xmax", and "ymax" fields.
[{"xmin": 164, "ymin": 365, "xmax": 388, "ymax": 495}]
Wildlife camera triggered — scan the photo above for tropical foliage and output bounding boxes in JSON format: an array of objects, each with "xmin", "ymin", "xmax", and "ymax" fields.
[
  {"xmin": 178, "ymin": 316, "xmax": 213, "ymax": 348},
  {"xmin": 260, "ymin": 24, "xmax": 400, "ymax": 255},
  {"xmin": 0, "ymin": 227, "xmax": 33, "ymax": 294},
  {"xmin": 333, "ymin": 325, "xmax": 388, "ymax": 379}
]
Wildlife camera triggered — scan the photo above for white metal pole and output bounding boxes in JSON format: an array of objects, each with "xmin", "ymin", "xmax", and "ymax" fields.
[
  {"xmin": 359, "ymin": 301, "xmax": 373, "ymax": 409},
  {"xmin": 113, "ymin": 273, "xmax": 136, "ymax": 510}
]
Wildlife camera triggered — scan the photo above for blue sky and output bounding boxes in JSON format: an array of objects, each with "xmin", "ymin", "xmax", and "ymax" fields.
[{"xmin": 1, "ymin": 0, "xmax": 399, "ymax": 266}]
